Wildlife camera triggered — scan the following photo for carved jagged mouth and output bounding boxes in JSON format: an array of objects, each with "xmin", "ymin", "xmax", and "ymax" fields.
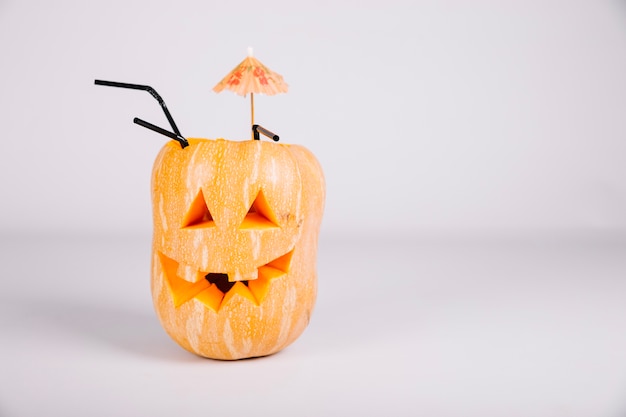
[{"xmin": 158, "ymin": 250, "xmax": 294, "ymax": 312}]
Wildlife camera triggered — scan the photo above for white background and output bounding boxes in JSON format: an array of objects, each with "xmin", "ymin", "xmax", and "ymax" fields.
[
  {"xmin": 0, "ymin": 0, "xmax": 625, "ymax": 237},
  {"xmin": 1, "ymin": 1, "xmax": 626, "ymax": 416}
]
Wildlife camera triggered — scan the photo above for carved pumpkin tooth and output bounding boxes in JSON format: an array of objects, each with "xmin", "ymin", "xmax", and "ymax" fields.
[
  {"xmin": 195, "ymin": 284, "xmax": 224, "ymax": 312},
  {"xmin": 229, "ymin": 269, "xmax": 258, "ymax": 282},
  {"xmin": 221, "ymin": 281, "xmax": 258, "ymax": 307},
  {"xmin": 258, "ymin": 265, "xmax": 286, "ymax": 280},
  {"xmin": 171, "ymin": 278, "xmax": 211, "ymax": 308},
  {"xmin": 248, "ymin": 276, "xmax": 271, "ymax": 304},
  {"xmin": 158, "ymin": 253, "xmax": 210, "ymax": 307},
  {"xmin": 266, "ymin": 249, "xmax": 294, "ymax": 273}
]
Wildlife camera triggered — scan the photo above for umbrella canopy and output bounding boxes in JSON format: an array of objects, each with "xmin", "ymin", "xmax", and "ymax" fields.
[
  {"xmin": 213, "ymin": 52, "xmax": 288, "ymax": 97},
  {"xmin": 213, "ymin": 49, "xmax": 288, "ymax": 138}
]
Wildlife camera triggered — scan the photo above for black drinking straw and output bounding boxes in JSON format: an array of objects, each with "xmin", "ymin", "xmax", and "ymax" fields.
[
  {"xmin": 94, "ymin": 79, "xmax": 183, "ymax": 135},
  {"xmin": 134, "ymin": 118, "xmax": 189, "ymax": 148},
  {"xmin": 252, "ymin": 124, "xmax": 279, "ymax": 142}
]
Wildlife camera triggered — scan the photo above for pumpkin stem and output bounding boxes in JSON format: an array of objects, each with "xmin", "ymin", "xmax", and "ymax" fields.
[
  {"xmin": 252, "ymin": 124, "xmax": 279, "ymax": 142},
  {"xmin": 94, "ymin": 79, "xmax": 184, "ymax": 138},
  {"xmin": 134, "ymin": 118, "xmax": 189, "ymax": 148}
]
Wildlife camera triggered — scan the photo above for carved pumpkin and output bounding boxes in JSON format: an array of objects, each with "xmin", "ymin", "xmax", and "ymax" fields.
[{"xmin": 151, "ymin": 138, "xmax": 325, "ymax": 360}]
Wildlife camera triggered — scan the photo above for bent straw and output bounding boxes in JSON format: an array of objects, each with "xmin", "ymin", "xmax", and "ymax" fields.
[
  {"xmin": 133, "ymin": 118, "xmax": 189, "ymax": 149},
  {"xmin": 94, "ymin": 79, "xmax": 183, "ymax": 137},
  {"xmin": 252, "ymin": 124, "xmax": 279, "ymax": 142}
]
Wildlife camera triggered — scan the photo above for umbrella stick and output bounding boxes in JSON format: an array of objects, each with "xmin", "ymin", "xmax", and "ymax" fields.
[{"xmin": 250, "ymin": 92, "xmax": 255, "ymax": 140}]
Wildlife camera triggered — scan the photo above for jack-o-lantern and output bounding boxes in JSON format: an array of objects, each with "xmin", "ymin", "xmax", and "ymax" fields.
[{"xmin": 151, "ymin": 138, "xmax": 325, "ymax": 360}]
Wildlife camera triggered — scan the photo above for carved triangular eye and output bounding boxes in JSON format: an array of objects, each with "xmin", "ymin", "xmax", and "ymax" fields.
[
  {"xmin": 182, "ymin": 189, "xmax": 215, "ymax": 228},
  {"xmin": 239, "ymin": 190, "xmax": 279, "ymax": 229}
]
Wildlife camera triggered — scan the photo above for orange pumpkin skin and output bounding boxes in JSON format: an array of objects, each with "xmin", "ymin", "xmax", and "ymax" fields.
[{"xmin": 150, "ymin": 138, "xmax": 325, "ymax": 360}]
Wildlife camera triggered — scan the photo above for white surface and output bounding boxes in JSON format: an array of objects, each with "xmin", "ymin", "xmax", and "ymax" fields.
[
  {"xmin": 1, "ymin": 1, "xmax": 626, "ymax": 414},
  {"xmin": 0, "ymin": 0, "xmax": 625, "ymax": 236},
  {"xmin": 1, "ymin": 233, "xmax": 625, "ymax": 416}
]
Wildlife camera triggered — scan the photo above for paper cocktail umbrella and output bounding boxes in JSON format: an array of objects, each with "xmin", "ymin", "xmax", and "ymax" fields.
[{"xmin": 213, "ymin": 48, "xmax": 288, "ymax": 138}]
